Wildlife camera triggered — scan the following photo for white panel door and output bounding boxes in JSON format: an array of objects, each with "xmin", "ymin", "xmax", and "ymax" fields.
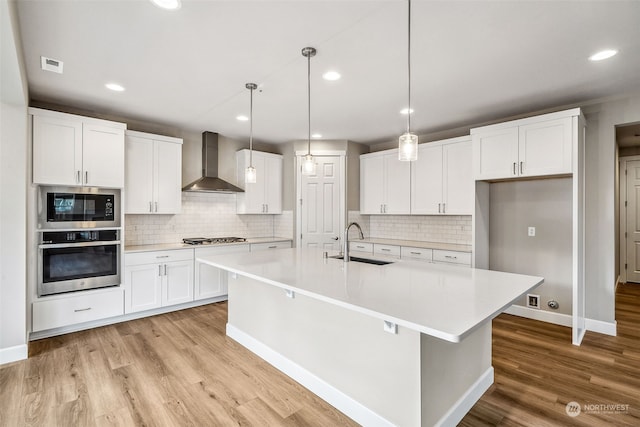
[
  {"xmin": 32, "ymin": 114, "xmax": 82, "ymax": 186},
  {"xmin": 125, "ymin": 264, "xmax": 162, "ymax": 313},
  {"xmin": 360, "ymin": 155, "xmax": 384, "ymax": 214},
  {"xmin": 519, "ymin": 117, "xmax": 572, "ymax": 177},
  {"xmin": 154, "ymin": 140, "xmax": 182, "ymax": 214},
  {"xmin": 384, "ymin": 153, "xmax": 411, "ymax": 214},
  {"xmin": 82, "ymin": 123, "xmax": 125, "ymax": 188},
  {"xmin": 300, "ymin": 156, "xmax": 342, "ymax": 250},
  {"xmin": 411, "ymin": 144, "xmax": 443, "ymax": 214},
  {"xmin": 626, "ymin": 160, "xmax": 640, "ymax": 283},
  {"xmin": 124, "ymin": 135, "xmax": 154, "ymax": 213},
  {"xmin": 443, "ymin": 140, "xmax": 473, "ymax": 215},
  {"xmin": 163, "ymin": 260, "xmax": 194, "ymax": 306}
]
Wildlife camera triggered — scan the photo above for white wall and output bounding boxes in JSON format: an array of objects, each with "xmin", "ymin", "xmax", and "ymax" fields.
[{"xmin": 0, "ymin": 0, "xmax": 29, "ymax": 363}]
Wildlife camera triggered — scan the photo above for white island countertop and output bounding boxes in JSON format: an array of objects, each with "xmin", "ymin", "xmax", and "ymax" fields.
[{"xmin": 198, "ymin": 247, "xmax": 543, "ymax": 343}]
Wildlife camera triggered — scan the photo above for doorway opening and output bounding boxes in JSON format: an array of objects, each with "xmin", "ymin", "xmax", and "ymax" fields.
[{"xmin": 617, "ymin": 121, "xmax": 640, "ymax": 284}]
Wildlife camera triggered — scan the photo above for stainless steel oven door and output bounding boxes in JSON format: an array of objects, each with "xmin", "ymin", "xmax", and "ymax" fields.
[{"xmin": 38, "ymin": 240, "xmax": 121, "ymax": 296}]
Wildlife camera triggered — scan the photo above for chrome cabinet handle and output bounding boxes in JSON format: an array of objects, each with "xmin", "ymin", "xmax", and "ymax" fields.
[
  {"xmin": 268, "ymin": 245, "xmax": 277, "ymax": 249},
  {"xmin": 156, "ymin": 255, "xmax": 169, "ymax": 259},
  {"xmin": 438, "ymin": 203, "xmax": 441, "ymax": 213},
  {"xmin": 410, "ymin": 251, "xmax": 421, "ymax": 255},
  {"xmin": 520, "ymin": 161, "xmax": 523, "ymax": 174},
  {"xmin": 85, "ymin": 171, "xmax": 88, "ymax": 184},
  {"xmin": 74, "ymin": 307, "xmax": 91, "ymax": 312},
  {"xmin": 76, "ymin": 170, "xmax": 81, "ymax": 184},
  {"xmin": 355, "ymin": 245, "xmax": 365, "ymax": 249},
  {"xmin": 265, "ymin": 204, "xmax": 268, "ymax": 213},
  {"xmin": 381, "ymin": 248, "xmax": 391, "ymax": 252},
  {"xmin": 159, "ymin": 265, "xmax": 162, "ymax": 276},
  {"xmin": 445, "ymin": 255, "xmax": 457, "ymax": 259},
  {"xmin": 513, "ymin": 162, "xmax": 517, "ymax": 175},
  {"xmin": 149, "ymin": 202, "xmax": 153, "ymax": 212},
  {"xmin": 164, "ymin": 264, "xmax": 167, "ymax": 275},
  {"xmin": 155, "ymin": 202, "xmax": 158, "ymax": 212},
  {"xmin": 442, "ymin": 203, "xmax": 446, "ymax": 214}
]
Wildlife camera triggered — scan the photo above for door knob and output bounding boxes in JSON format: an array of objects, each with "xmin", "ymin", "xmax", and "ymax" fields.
[{"xmin": 332, "ymin": 237, "xmax": 339, "ymax": 240}]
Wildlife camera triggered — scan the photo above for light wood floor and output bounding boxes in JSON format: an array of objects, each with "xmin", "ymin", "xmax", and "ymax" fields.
[{"xmin": 1, "ymin": 283, "xmax": 639, "ymax": 426}]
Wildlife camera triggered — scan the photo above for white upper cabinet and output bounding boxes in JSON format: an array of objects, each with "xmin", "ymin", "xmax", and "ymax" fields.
[
  {"xmin": 472, "ymin": 109, "xmax": 578, "ymax": 181},
  {"xmin": 31, "ymin": 108, "xmax": 125, "ymax": 188},
  {"xmin": 236, "ymin": 149, "xmax": 283, "ymax": 214},
  {"xmin": 125, "ymin": 130, "xmax": 183, "ymax": 214},
  {"xmin": 360, "ymin": 150, "xmax": 411, "ymax": 214},
  {"xmin": 412, "ymin": 136, "xmax": 472, "ymax": 215}
]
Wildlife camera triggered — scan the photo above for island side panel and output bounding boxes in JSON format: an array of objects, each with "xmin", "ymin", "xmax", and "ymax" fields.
[
  {"xmin": 227, "ymin": 274, "xmax": 422, "ymax": 427},
  {"xmin": 420, "ymin": 322, "xmax": 493, "ymax": 427}
]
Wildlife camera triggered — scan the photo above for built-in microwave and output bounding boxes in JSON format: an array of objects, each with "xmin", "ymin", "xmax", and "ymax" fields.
[{"xmin": 38, "ymin": 187, "xmax": 121, "ymax": 229}]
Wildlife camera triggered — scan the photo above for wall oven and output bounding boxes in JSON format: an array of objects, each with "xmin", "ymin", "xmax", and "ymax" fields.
[
  {"xmin": 38, "ymin": 187, "xmax": 120, "ymax": 229},
  {"xmin": 38, "ymin": 229, "xmax": 121, "ymax": 296}
]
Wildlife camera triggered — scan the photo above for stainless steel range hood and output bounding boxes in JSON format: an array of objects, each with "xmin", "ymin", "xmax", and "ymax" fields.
[{"xmin": 182, "ymin": 132, "xmax": 244, "ymax": 193}]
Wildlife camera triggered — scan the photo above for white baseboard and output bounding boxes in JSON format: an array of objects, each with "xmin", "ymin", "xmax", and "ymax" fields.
[
  {"xmin": 504, "ymin": 305, "xmax": 572, "ymax": 327},
  {"xmin": 435, "ymin": 367, "xmax": 494, "ymax": 427},
  {"xmin": 0, "ymin": 344, "xmax": 28, "ymax": 365},
  {"xmin": 585, "ymin": 318, "xmax": 617, "ymax": 336},
  {"xmin": 504, "ymin": 305, "xmax": 617, "ymax": 337},
  {"xmin": 227, "ymin": 323, "xmax": 395, "ymax": 427}
]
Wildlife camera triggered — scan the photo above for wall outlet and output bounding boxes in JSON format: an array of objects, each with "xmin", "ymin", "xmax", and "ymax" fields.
[
  {"xmin": 383, "ymin": 320, "xmax": 398, "ymax": 334},
  {"xmin": 528, "ymin": 227, "xmax": 536, "ymax": 237},
  {"xmin": 527, "ymin": 294, "xmax": 540, "ymax": 309}
]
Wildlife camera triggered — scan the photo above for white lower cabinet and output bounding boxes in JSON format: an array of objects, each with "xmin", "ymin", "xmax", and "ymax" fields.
[
  {"xmin": 400, "ymin": 246, "xmax": 433, "ymax": 262},
  {"xmin": 32, "ymin": 287, "xmax": 124, "ymax": 332},
  {"xmin": 195, "ymin": 245, "xmax": 250, "ymax": 300},
  {"xmin": 373, "ymin": 244, "xmax": 401, "ymax": 259},
  {"xmin": 250, "ymin": 241, "xmax": 292, "ymax": 251},
  {"xmin": 124, "ymin": 249, "xmax": 194, "ymax": 314},
  {"xmin": 432, "ymin": 250, "xmax": 472, "ymax": 266},
  {"xmin": 349, "ymin": 241, "xmax": 374, "ymax": 254}
]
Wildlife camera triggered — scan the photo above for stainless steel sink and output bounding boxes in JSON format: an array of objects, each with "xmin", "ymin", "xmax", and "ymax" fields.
[{"xmin": 329, "ymin": 255, "xmax": 394, "ymax": 265}]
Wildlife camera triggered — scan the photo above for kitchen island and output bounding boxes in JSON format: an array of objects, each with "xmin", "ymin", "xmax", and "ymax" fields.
[{"xmin": 198, "ymin": 248, "xmax": 543, "ymax": 427}]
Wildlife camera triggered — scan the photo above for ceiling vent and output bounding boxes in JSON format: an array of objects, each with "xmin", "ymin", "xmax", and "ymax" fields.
[{"xmin": 40, "ymin": 56, "xmax": 63, "ymax": 74}]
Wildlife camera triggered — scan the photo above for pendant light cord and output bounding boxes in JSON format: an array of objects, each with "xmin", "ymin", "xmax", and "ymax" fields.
[
  {"xmin": 307, "ymin": 52, "xmax": 312, "ymax": 155},
  {"xmin": 249, "ymin": 86, "xmax": 254, "ymax": 167},
  {"xmin": 407, "ymin": 0, "xmax": 412, "ymax": 134}
]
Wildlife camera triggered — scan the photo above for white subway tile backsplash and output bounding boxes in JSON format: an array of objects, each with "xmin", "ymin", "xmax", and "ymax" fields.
[{"xmin": 125, "ymin": 192, "xmax": 279, "ymax": 246}]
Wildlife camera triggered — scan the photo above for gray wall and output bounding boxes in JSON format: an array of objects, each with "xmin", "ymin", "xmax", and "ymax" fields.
[
  {"xmin": 489, "ymin": 179, "xmax": 573, "ymax": 315},
  {"xmin": 1, "ymin": 0, "xmax": 28, "ymax": 361}
]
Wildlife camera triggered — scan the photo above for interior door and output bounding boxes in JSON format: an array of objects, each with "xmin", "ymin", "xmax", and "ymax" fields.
[
  {"xmin": 300, "ymin": 156, "xmax": 343, "ymax": 250},
  {"xmin": 626, "ymin": 160, "xmax": 640, "ymax": 283}
]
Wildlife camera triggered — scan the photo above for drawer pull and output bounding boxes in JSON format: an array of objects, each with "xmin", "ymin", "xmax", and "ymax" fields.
[
  {"xmin": 410, "ymin": 251, "xmax": 421, "ymax": 255},
  {"xmin": 381, "ymin": 248, "xmax": 391, "ymax": 252},
  {"xmin": 74, "ymin": 307, "xmax": 92, "ymax": 312},
  {"xmin": 445, "ymin": 255, "xmax": 457, "ymax": 259},
  {"xmin": 268, "ymin": 246, "xmax": 277, "ymax": 249},
  {"xmin": 356, "ymin": 245, "xmax": 365, "ymax": 249},
  {"xmin": 156, "ymin": 255, "xmax": 170, "ymax": 258}
]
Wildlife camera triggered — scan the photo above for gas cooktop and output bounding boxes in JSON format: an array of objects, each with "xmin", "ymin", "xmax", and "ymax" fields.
[{"xmin": 183, "ymin": 237, "xmax": 247, "ymax": 245}]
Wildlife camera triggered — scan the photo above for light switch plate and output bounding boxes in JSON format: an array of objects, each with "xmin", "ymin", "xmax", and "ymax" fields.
[{"xmin": 383, "ymin": 320, "xmax": 398, "ymax": 334}]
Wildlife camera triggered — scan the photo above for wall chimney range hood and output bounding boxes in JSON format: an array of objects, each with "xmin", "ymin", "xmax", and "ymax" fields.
[{"xmin": 182, "ymin": 132, "xmax": 244, "ymax": 193}]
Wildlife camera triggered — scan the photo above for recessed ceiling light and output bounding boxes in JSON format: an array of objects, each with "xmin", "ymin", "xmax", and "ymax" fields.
[
  {"xmin": 322, "ymin": 71, "xmax": 341, "ymax": 81},
  {"xmin": 400, "ymin": 108, "xmax": 414, "ymax": 115},
  {"xmin": 150, "ymin": 0, "xmax": 181, "ymax": 10},
  {"xmin": 105, "ymin": 83, "xmax": 125, "ymax": 92},
  {"xmin": 311, "ymin": 133, "xmax": 322, "ymax": 138},
  {"xmin": 589, "ymin": 49, "xmax": 618, "ymax": 61},
  {"xmin": 236, "ymin": 115, "xmax": 249, "ymax": 121}
]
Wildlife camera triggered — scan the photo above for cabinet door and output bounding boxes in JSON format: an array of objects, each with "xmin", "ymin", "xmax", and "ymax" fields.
[
  {"xmin": 245, "ymin": 152, "xmax": 267, "ymax": 213},
  {"xmin": 443, "ymin": 140, "xmax": 473, "ymax": 215},
  {"xmin": 360, "ymin": 155, "xmax": 385, "ymax": 214},
  {"xmin": 154, "ymin": 140, "xmax": 182, "ymax": 214},
  {"xmin": 384, "ymin": 153, "xmax": 411, "ymax": 214},
  {"xmin": 264, "ymin": 155, "xmax": 283, "ymax": 214},
  {"xmin": 124, "ymin": 264, "xmax": 162, "ymax": 313},
  {"xmin": 163, "ymin": 260, "xmax": 194, "ymax": 306},
  {"xmin": 125, "ymin": 136, "xmax": 154, "ymax": 214},
  {"xmin": 194, "ymin": 245, "xmax": 249, "ymax": 300},
  {"xmin": 411, "ymin": 144, "xmax": 443, "ymax": 214},
  {"xmin": 473, "ymin": 127, "xmax": 518, "ymax": 180},
  {"xmin": 519, "ymin": 117, "xmax": 572, "ymax": 177},
  {"xmin": 32, "ymin": 114, "xmax": 82, "ymax": 186},
  {"xmin": 82, "ymin": 123, "xmax": 125, "ymax": 188}
]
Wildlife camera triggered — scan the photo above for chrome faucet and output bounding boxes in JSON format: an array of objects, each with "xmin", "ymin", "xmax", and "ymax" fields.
[{"xmin": 343, "ymin": 222, "xmax": 364, "ymax": 263}]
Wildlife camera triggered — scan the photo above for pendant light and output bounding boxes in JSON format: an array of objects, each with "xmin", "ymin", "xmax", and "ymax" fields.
[
  {"xmin": 301, "ymin": 46, "xmax": 317, "ymax": 175},
  {"xmin": 245, "ymin": 82, "xmax": 258, "ymax": 183},
  {"xmin": 398, "ymin": 0, "xmax": 418, "ymax": 161}
]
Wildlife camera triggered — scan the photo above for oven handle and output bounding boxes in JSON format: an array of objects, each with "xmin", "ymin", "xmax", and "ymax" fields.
[{"xmin": 39, "ymin": 240, "xmax": 121, "ymax": 249}]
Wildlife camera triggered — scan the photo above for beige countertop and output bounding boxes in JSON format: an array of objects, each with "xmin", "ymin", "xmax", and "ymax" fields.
[
  {"xmin": 125, "ymin": 237, "xmax": 292, "ymax": 253},
  {"xmin": 356, "ymin": 238, "xmax": 472, "ymax": 253}
]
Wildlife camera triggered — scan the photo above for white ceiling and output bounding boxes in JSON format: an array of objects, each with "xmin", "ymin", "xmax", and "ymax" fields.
[{"xmin": 15, "ymin": 0, "xmax": 640, "ymax": 145}]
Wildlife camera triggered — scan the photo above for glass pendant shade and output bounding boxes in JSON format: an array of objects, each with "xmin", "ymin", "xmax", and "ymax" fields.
[
  {"xmin": 398, "ymin": 132, "xmax": 418, "ymax": 161},
  {"xmin": 245, "ymin": 165, "xmax": 257, "ymax": 183},
  {"xmin": 302, "ymin": 154, "xmax": 316, "ymax": 175}
]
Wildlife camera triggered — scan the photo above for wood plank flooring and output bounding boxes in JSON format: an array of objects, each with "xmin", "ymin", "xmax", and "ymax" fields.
[{"xmin": 1, "ymin": 283, "xmax": 639, "ymax": 426}]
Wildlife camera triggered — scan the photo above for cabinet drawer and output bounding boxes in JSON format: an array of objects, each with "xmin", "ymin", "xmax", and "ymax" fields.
[
  {"xmin": 33, "ymin": 288, "xmax": 124, "ymax": 332},
  {"xmin": 195, "ymin": 244, "xmax": 249, "ymax": 257},
  {"xmin": 250, "ymin": 241, "xmax": 292, "ymax": 251},
  {"xmin": 374, "ymin": 244, "xmax": 401, "ymax": 258},
  {"xmin": 433, "ymin": 250, "xmax": 471, "ymax": 266},
  {"xmin": 349, "ymin": 241, "xmax": 373, "ymax": 254},
  {"xmin": 126, "ymin": 249, "xmax": 193, "ymax": 266},
  {"xmin": 400, "ymin": 246, "xmax": 433, "ymax": 262}
]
